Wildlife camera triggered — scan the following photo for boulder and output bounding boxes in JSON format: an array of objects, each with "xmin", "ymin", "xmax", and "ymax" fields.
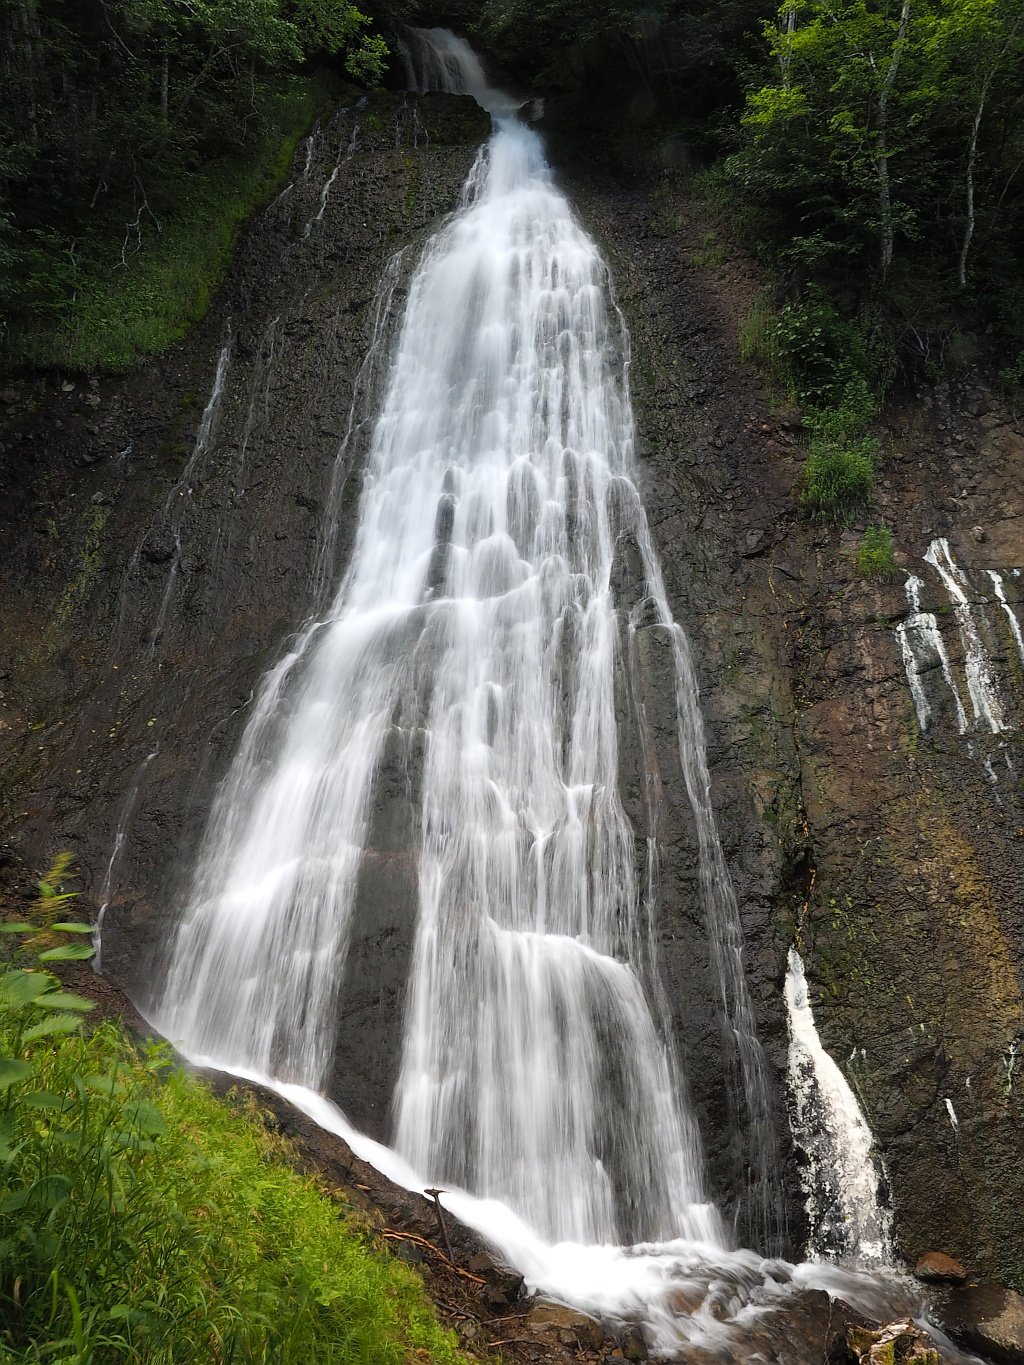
[
  {"xmin": 940, "ymin": 1285, "xmax": 1024, "ymax": 1365},
  {"xmin": 619, "ymin": 1323, "xmax": 649, "ymax": 1360},
  {"xmin": 913, "ymin": 1252, "xmax": 968, "ymax": 1284},
  {"xmin": 845, "ymin": 1319, "xmax": 941, "ymax": 1363},
  {"xmin": 525, "ymin": 1301, "xmax": 605, "ymax": 1351}
]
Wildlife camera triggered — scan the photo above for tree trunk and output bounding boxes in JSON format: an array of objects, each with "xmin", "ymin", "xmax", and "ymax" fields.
[
  {"xmin": 958, "ymin": 91, "xmax": 986, "ymax": 290},
  {"xmin": 779, "ymin": 2, "xmax": 797, "ymax": 86},
  {"xmin": 161, "ymin": 53, "xmax": 169, "ymax": 124},
  {"xmin": 876, "ymin": 0, "xmax": 911, "ymax": 280}
]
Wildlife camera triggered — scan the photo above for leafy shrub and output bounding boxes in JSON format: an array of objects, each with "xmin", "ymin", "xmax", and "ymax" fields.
[
  {"xmin": 857, "ymin": 526, "xmax": 897, "ymax": 577},
  {"xmin": 0, "ymin": 864, "xmax": 469, "ymax": 1365},
  {"xmin": 801, "ymin": 436, "xmax": 876, "ymax": 523}
]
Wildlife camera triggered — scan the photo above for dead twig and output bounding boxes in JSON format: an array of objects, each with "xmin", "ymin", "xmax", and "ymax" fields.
[
  {"xmin": 425, "ymin": 1186, "xmax": 455, "ymax": 1262},
  {"xmin": 378, "ymin": 1229, "xmax": 487, "ymax": 1285}
]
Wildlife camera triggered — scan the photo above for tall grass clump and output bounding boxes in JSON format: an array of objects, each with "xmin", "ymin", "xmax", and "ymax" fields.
[
  {"xmin": 856, "ymin": 526, "xmax": 897, "ymax": 578},
  {"xmin": 0, "ymin": 861, "xmax": 470, "ymax": 1365}
]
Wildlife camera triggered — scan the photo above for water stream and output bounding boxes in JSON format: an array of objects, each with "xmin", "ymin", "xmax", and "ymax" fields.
[{"xmin": 152, "ymin": 32, "xmax": 952, "ymax": 1357}]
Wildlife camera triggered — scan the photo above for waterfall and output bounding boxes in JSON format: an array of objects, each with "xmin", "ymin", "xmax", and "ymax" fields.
[
  {"xmin": 156, "ymin": 31, "xmax": 774, "ymax": 1249},
  {"xmin": 785, "ymin": 948, "xmax": 892, "ymax": 1266},
  {"xmin": 989, "ymin": 569, "xmax": 1024, "ymax": 667},
  {"xmin": 149, "ymin": 335, "xmax": 232, "ymax": 654},
  {"xmin": 147, "ymin": 31, "xmax": 960, "ymax": 1353},
  {"xmin": 895, "ymin": 574, "xmax": 968, "ymax": 733},
  {"xmin": 924, "ymin": 538, "xmax": 1006, "ymax": 732}
]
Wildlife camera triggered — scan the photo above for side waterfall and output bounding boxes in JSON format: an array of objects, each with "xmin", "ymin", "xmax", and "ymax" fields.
[
  {"xmin": 151, "ymin": 31, "xmax": 946, "ymax": 1355},
  {"xmin": 785, "ymin": 948, "xmax": 892, "ymax": 1266}
]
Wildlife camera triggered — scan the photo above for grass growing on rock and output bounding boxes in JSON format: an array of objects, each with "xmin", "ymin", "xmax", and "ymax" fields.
[
  {"xmin": 0, "ymin": 884, "xmax": 472, "ymax": 1365},
  {"xmin": 6, "ymin": 78, "xmax": 328, "ymax": 376},
  {"xmin": 857, "ymin": 526, "xmax": 897, "ymax": 578}
]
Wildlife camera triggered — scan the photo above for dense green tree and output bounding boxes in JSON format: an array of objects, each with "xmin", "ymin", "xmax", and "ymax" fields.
[
  {"xmin": 0, "ymin": 0, "xmax": 388, "ymax": 363},
  {"xmin": 725, "ymin": 0, "xmax": 1024, "ymax": 353}
]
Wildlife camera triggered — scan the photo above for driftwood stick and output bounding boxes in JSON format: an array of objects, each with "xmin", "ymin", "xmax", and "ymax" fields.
[{"xmin": 424, "ymin": 1186, "xmax": 456, "ymax": 1263}]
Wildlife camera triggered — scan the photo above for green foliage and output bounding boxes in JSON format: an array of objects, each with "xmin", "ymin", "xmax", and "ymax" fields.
[
  {"xmin": 739, "ymin": 295, "xmax": 781, "ymax": 372},
  {"xmin": 857, "ymin": 525, "xmax": 898, "ymax": 577},
  {"xmin": 723, "ymin": 0, "xmax": 1024, "ymax": 368},
  {"xmin": 801, "ymin": 433, "xmax": 876, "ymax": 523},
  {"xmin": 739, "ymin": 290, "xmax": 878, "ymax": 418},
  {"xmin": 0, "ymin": 0, "xmax": 388, "ymax": 372},
  {"xmin": 0, "ymin": 867, "xmax": 469, "ymax": 1364},
  {"xmin": 8, "ymin": 78, "xmax": 324, "ymax": 373}
]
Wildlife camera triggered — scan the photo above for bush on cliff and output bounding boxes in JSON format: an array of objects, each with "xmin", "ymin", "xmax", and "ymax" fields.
[{"xmin": 0, "ymin": 866, "xmax": 468, "ymax": 1364}]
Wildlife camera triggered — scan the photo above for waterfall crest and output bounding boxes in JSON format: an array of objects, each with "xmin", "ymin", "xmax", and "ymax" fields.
[{"xmin": 155, "ymin": 29, "xmax": 780, "ymax": 1254}]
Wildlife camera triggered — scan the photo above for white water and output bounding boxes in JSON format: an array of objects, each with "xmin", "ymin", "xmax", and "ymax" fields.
[
  {"xmin": 150, "ymin": 30, "xmax": 944, "ymax": 1356},
  {"xmin": 924, "ymin": 538, "xmax": 1005, "ymax": 732},
  {"xmin": 895, "ymin": 574, "xmax": 968, "ymax": 733},
  {"xmin": 303, "ymin": 112, "xmax": 362, "ymax": 239},
  {"xmin": 785, "ymin": 948, "xmax": 893, "ymax": 1266},
  {"xmin": 149, "ymin": 336, "xmax": 232, "ymax": 653},
  {"xmin": 989, "ymin": 569, "xmax": 1024, "ymax": 666}
]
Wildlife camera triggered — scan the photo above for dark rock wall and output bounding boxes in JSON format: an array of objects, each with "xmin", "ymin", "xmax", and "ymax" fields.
[
  {"xmin": 2, "ymin": 87, "xmax": 1024, "ymax": 1287},
  {"xmin": 561, "ymin": 160, "xmax": 1024, "ymax": 1285}
]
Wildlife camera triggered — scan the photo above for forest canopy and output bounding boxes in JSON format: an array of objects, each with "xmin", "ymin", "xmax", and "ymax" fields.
[{"xmin": 2, "ymin": 0, "xmax": 1023, "ymax": 383}]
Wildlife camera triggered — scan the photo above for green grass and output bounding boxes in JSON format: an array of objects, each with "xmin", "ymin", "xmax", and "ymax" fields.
[
  {"xmin": 801, "ymin": 434, "xmax": 876, "ymax": 524},
  {"xmin": 7, "ymin": 79, "xmax": 329, "ymax": 375},
  {"xmin": 856, "ymin": 525, "xmax": 897, "ymax": 578},
  {"xmin": 0, "ymin": 920, "xmax": 473, "ymax": 1363},
  {"xmin": 738, "ymin": 294, "xmax": 780, "ymax": 372}
]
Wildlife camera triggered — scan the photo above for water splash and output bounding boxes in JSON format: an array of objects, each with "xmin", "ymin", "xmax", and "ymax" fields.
[
  {"xmin": 785, "ymin": 947, "xmax": 893, "ymax": 1266},
  {"xmin": 895, "ymin": 574, "xmax": 968, "ymax": 733},
  {"xmin": 924, "ymin": 538, "xmax": 1005, "ymax": 732}
]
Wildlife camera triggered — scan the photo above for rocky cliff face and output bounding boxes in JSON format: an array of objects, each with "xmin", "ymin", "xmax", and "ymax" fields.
[
  {"xmin": 560, "ymin": 155, "xmax": 1024, "ymax": 1287},
  {"xmin": 2, "ymin": 85, "xmax": 1023, "ymax": 1295}
]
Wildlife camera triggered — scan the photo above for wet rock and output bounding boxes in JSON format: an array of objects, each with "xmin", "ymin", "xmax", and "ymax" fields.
[
  {"xmin": 971, "ymin": 525, "xmax": 986, "ymax": 543},
  {"xmin": 525, "ymin": 1301, "xmax": 605, "ymax": 1351},
  {"xmin": 913, "ymin": 1252, "xmax": 967, "ymax": 1283},
  {"xmin": 844, "ymin": 1320, "xmax": 940, "ymax": 1363},
  {"xmin": 141, "ymin": 530, "xmax": 177, "ymax": 564},
  {"xmin": 467, "ymin": 1250, "xmax": 523, "ymax": 1311},
  {"xmin": 468, "ymin": 1256, "xmax": 523, "ymax": 1308},
  {"xmin": 940, "ymin": 1284, "xmax": 1024, "ymax": 1364},
  {"xmin": 618, "ymin": 1323, "xmax": 648, "ymax": 1360}
]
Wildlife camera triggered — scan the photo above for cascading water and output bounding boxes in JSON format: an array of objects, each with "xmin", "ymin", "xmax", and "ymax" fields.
[
  {"xmin": 924, "ymin": 537, "xmax": 1006, "ymax": 733},
  {"xmin": 157, "ymin": 31, "xmax": 763, "ymax": 1251},
  {"xmin": 895, "ymin": 573, "xmax": 969, "ymax": 734},
  {"xmin": 785, "ymin": 947, "xmax": 892, "ymax": 1266},
  {"xmin": 151, "ymin": 31, "xmax": 959, "ymax": 1357}
]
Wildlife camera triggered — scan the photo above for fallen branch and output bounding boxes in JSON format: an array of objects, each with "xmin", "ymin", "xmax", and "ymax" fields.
[{"xmin": 378, "ymin": 1229, "xmax": 487, "ymax": 1285}]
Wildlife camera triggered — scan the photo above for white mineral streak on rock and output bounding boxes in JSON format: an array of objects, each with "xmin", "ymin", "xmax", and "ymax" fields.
[{"xmin": 924, "ymin": 538, "xmax": 1006, "ymax": 732}]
